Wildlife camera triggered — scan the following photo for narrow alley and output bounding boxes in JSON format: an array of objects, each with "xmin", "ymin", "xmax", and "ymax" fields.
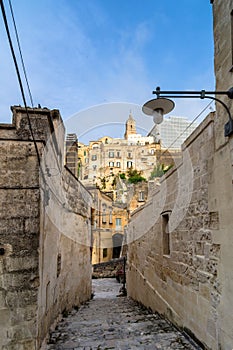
[{"xmin": 46, "ymin": 279, "xmax": 202, "ymax": 350}]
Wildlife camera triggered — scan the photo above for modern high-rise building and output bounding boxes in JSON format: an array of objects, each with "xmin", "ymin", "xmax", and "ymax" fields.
[{"xmin": 149, "ymin": 116, "xmax": 197, "ymax": 149}]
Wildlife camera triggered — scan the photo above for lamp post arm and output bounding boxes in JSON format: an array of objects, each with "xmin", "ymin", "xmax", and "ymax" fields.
[
  {"xmin": 205, "ymin": 96, "xmax": 233, "ymax": 137},
  {"xmin": 204, "ymin": 96, "xmax": 232, "ymax": 122},
  {"xmin": 153, "ymin": 86, "xmax": 233, "ymax": 99},
  {"xmin": 152, "ymin": 94, "xmax": 232, "ymax": 123},
  {"xmin": 153, "ymin": 90, "xmax": 233, "ymax": 137}
]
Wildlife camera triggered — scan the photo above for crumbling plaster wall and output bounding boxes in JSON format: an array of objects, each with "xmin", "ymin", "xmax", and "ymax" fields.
[{"xmin": 0, "ymin": 107, "xmax": 92, "ymax": 350}]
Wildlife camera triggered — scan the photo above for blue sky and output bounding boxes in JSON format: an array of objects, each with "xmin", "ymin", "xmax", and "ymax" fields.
[{"xmin": 0, "ymin": 0, "xmax": 215, "ymax": 142}]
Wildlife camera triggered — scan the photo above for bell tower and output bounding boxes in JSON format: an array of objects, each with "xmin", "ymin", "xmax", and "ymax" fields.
[{"xmin": 124, "ymin": 112, "xmax": 136, "ymax": 139}]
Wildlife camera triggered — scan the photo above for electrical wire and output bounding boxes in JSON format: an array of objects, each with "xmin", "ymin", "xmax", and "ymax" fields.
[
  {"xmin": 159, "ymin": 100, "xmax": 214, "ymax": 158},
  {"xmin": 0, "ymin": 0, "xmax": 40, "ymax": 164},
  {"xmin": 8, "ymin": 0, "xmax": 34, "ymax": 107},
  {"xmin": 0, "ymin": 1, "xmax": 92, "ymax": 222}
]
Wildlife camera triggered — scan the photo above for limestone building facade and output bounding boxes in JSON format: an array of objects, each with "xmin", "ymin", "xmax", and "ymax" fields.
[
  {"xmin": 126, "ymin": 1, "xmax": 233, "ymax": 349},
  {"xmin": 0, "ymin": 107, "xmax": 92, "ymax": 349},
  {"xmin": 88, "ymin": 186, "xmax": 128, "ymax": 264},
  {"xmin": 78, "ymin": 113, "xmax": 177, "ymax": 189}
]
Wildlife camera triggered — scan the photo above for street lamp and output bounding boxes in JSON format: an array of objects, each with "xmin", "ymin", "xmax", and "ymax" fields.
[{"xmin": 142, "ymin": 86, "xmax": 233, "ymax": 137}]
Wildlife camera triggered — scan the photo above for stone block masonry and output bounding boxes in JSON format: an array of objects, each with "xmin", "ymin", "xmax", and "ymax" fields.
[
  {"xmin": 92, "ymin": 257, "xmax": 126, "ymax": 279},
  {"xmin": 127, "ymin": 111, "xmax": 233, "ymax": 350},
  {"xmin": 0, "ymin": 106, "xmax": 92, "ymax": 349}
]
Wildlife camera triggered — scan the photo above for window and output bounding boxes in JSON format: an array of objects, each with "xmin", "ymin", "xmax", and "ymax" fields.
[
  {"xmin": 138, "ymin": 191, "xmax": 145, "ymax": 202},
  {"xmin": 109, "ymin": 161, "xmax": 114, "ymax": 167},
  {"xmin": 116, "ymin": 218, "xmax": 122, "ymax": 230},
  {"xmin": 151, "ymin": 149, "xmax": 155, "ymax": 155},
  {"xmin": 109, "ymin": 210, "xmax": 113, "ymax": 224},
  {"xmin": 162, "ymin": 212, "xmax": 170, "ymax": 255},
  {"xmin": 91, "ymin": 208, "xmax": 95, "ymax": 226},
  {"xmin": 127, "ymin": 152, "xmax": 132, "ymax": 158},
  {"xmin": 84, "ymin": 150, "xmax": 86, "ymax": 156},
  {"xmin": 102, "ymin": 207, "xmax": 106, "ymax": 223},
  {"xmin": 116, "ymin": 151, "xmax": 121, "ymax": 158},
  {"xmin": 127, "ymin": 161, "xmax": 133, "ymax": 168},
  {"xmin": 103, "ymin": 248, "xmax": 108, "ymax": 258},
  {"xmin": 116, "ymin": 161, "xmax": 121, "ymax": 167},
  {"xmin": 93, "ymin": 165, "xmax": 97, "ymax": 170},
  {"xmin": 91, "ymin": 155, "xmax": 97, "ymax": 161},
  {"xmin": 109, "ymin": 151, "xmax": 114, "ymax": 158}
]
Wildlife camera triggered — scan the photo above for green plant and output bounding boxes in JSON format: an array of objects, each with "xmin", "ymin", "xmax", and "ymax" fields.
[
  {"xmin": 150, "ymin": 163, "xmax": 173, "ymax": 179},
  {"xmin": 127, "ymin": 169, "xmax": 146, "ymax": 184}
]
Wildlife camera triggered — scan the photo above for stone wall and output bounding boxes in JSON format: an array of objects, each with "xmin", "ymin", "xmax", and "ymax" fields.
[
  {"xmin": 211, "ymin": 1, "xmax": 233, "ymax": 348},
  {"xmin": 92, "ymin": 257, "xmax": 125, "ymax": 279},
  {"xmin": 127, "ymin": 181, "xmax": 148, "ymax": 213},
  {"xmin": 0, "ymin": 107, "xmax": 92, "ymax": 349},
  {"xmin": 127, "ymin": 3, "xmax": 233, "ymax": 349},
  {"xmin": 126, "ymin": 113, "xmax": 227, "ymax": 350}
]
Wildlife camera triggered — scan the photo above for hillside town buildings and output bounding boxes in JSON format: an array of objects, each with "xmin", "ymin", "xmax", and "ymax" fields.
[
  {"xmin": 76, "ymin": 113, "xmax": 189, "ymax": 188},
  {"xmin": 87, "ymin": 186, "xmax": 128, "ymax": 264},
  {"xmin": 78, "ymin": 113, "xmax": 160, "ymax": 186},
  {"xmin": 65, "ymin": 113, "xmax": 186, "ymax": 264}
]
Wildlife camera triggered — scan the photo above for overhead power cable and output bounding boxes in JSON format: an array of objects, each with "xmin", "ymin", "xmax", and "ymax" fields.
[
  {"xmin": 159, "ymin": 100, "xmax": 214, "ymax": 157},
  {"xmin": 0, "ymin": 1, "xmax": 89, "ymax": 218},
  {"xmin": 8, "ymin": 0, "xmax": 34, "ymax": 107},
  {"xmin": 0, "ymin": 0, "xmax": 40, "ymax": 164}
]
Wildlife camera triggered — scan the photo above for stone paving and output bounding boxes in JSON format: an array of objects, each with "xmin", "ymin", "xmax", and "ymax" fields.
[{"xmin": 46, "ymin": 278, "xmax": 202, "ymax": 350}]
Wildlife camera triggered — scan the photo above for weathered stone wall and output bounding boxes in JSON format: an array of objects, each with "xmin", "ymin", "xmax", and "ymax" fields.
[
  {"xmin": 92, "ymin": 257, "xmax": 125, "ymax": 279},
  {"xmin": 211, "ymin": 1, "xmax": 233, "ymax": 349},
  {"xmin": 127, "ymin": 181, "xmax": 148, "ymax": 213},
  {"xmin": 0, "ymin": 107, "xmax": 92, "ymax": 349},
  {"xmin": 127, "ymin": 3, "xmax": 233, "ymax": 349},
  {"xmin": 127, "ymin": 113, "xmax": 226, "ymax": 350}
]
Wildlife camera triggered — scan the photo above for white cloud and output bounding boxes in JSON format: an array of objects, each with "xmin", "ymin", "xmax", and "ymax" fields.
[{"xmin": 0, "ymin": 0, "xmax": 215, "ymax": 136}]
